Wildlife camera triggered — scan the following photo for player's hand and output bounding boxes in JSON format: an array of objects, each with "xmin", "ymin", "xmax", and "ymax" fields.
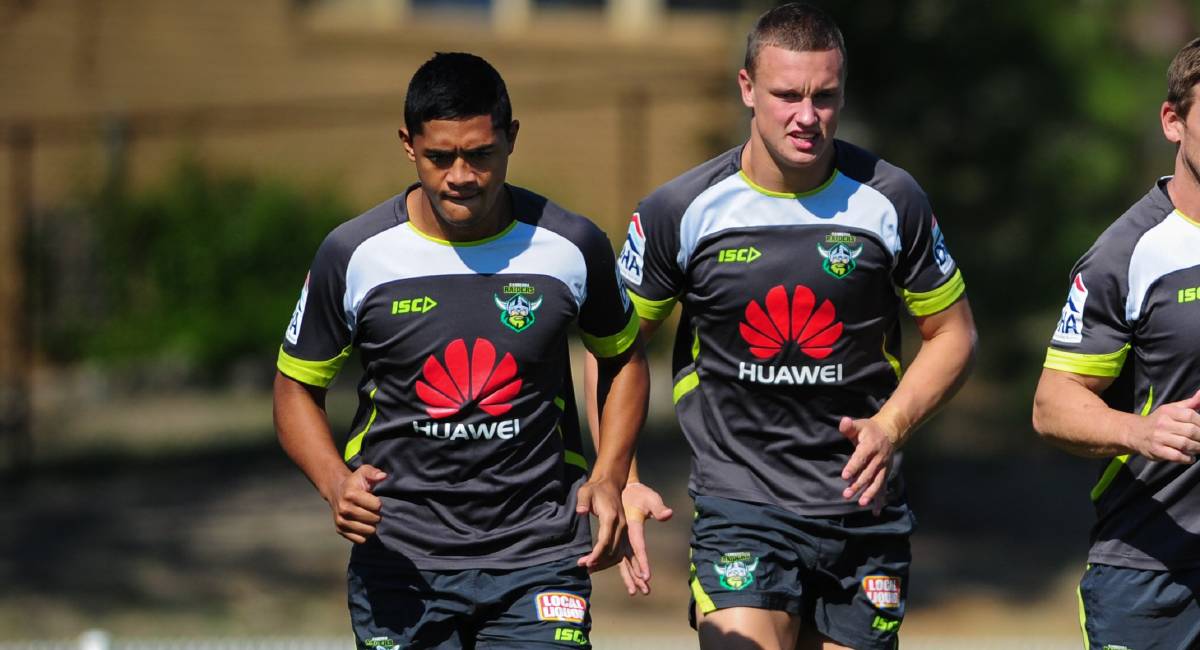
[
  {"xmin": 618, "ymin": 482, "xmax": 673, "ymax": 595},
  {"xmin": 839, "ymin": 416, "xmax": 897, "ymax": 516},
  {"xmin": 575, "ymin": 475, "xmax": 628, "ymax": 572},
  {"xmin": 327, "ymin": 464, "xmax": 387, "ymax": 544},
  {"xmin": 1126, "ymin": 389, "xmax": 1200, "ymax": 463}
]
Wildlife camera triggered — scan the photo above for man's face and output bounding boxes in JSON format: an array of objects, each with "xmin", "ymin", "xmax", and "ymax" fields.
[
  {"xmin": 1164, "ymin": 85, "xmax": 1200, "ymax": 185},
  {"xmin": 402, "ymin": 114, "xmax": 517, "ymax": 230},
  {"xmin": 739, "ymin": 45, "xmax": 844, "ymax": 173}
]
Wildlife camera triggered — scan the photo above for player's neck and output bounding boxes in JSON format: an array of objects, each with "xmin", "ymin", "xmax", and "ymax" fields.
[
  {"xmin": 406, "ymin": 185, "xmax": 513, "ymax": 244},
  {"xmin": 1167, "ymin": 154, "xmax": 1200, "ymax": 222},
  {"xmin": 741, "ymin": 134, "xmax": 835, "ymax": 195}
]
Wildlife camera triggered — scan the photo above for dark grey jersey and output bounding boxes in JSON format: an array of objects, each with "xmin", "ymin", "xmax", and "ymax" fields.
[
  {"xmin": 618, "ymin": 142, "xmax": 965, "ymax": 515},
  {"xmin": 1044, "ymin": 178, "xmax": 1200, "ymax": 570},
  {"xmin": 279, "ymin": 184, "xmax": 638, "ymax": 570}
]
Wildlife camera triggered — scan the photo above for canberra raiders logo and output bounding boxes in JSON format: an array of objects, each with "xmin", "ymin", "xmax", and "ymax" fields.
[
  {"xmin": 817, "ymin": 232, "xmax": 863, "ymax": 279},
  {"xmin": 714, "ymin": 552, "xmax": 759, "ymax": 591},
  {"xmin": 494, "ymin": 283, "xmax": 543, "ymax": 332}
]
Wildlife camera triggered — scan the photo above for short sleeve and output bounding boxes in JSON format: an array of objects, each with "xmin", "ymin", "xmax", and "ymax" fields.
[
  {"xmin": 893, "ymin": 189, "xmax": 965, "ymax": 316},
  {"xmin": 277, "ymin": 234, "xmax": 353, "ymax": 387},
  {"xmin": 617, "ymin": 197, "xmax": 685, "ymax": 321},
  {"xmin": 1043, "ymin": 247, "xmax": 1132, "ymax": 378},
  {"xmin": 578, "ymin": 226, "xmax": 640, "ymax": 358}
]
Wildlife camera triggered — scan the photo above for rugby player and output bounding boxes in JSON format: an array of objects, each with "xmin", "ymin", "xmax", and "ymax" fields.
[
  {"xmin": 599, "ymin": 4, "xmax": 977, "ymax": 648},
  {"xmin": 1032, "ymin": 37, "xmax": 1200, "ymax": 649},
  {"xmin": 274, "ymin": 52, "xmax": 648, "ymax": 649}
]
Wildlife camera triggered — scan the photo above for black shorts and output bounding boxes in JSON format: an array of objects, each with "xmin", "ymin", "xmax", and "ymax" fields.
[
  {"xmin": 348, "ymin": 556, "xmax": 592, "ymax": 649},
  {"xmin": 688, "ymin": 494, "xmax": 913, "ymax": 650},
  {"xmin": 1079, "ymin": 563, "xmax": 1200, "ymax": 650}
]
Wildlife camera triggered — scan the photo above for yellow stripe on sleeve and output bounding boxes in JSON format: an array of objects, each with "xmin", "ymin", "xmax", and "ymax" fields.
[
  {"xmin": 903, "ymin": 269, "xmax": 966, "ymax": 316},
  {"xmin": 277, "ymin": 345, "xmax": 352, "ymax": 388},
  {"xmin": 627, "ymin": 290, "xmax": 678, "ymax": 321},
  {"xmin": 581, "ymin": 310, "xmax": 641, "ymax": 358},
  {"xmin": 1044, "ymin": 344, "xmax": 1130, "ymax": 378}
]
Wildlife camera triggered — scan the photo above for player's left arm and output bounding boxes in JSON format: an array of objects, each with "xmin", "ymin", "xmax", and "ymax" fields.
[
  {"xmin": 577, "ymin": 335, "xmax": 649, "ymax": 571},
  {"xmin": 841, "ymin": 296, "xmax": 977, "ymax": 511}
]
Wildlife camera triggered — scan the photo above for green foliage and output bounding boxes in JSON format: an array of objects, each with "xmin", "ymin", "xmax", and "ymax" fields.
[{"xmin": 61, "ymin": 157, "xmax": 349, "ymax": 373}]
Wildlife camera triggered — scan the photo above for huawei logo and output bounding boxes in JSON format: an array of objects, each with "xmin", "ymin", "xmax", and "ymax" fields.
[
  {"xmin": 739, "ymin": 285, "xmax": 843, "ymax": 360},
  {"xmin": 415, "ymin": 338, "xmax": 522, "ymax": 419}
]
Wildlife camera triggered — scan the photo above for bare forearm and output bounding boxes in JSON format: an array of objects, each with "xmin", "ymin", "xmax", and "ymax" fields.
[
  {"xmin": 273, "ymin": 372, "xmax": 351, "ymax": 502},
  {"xmin": 1032, "ymin": 370, "xmax": 1139, "ymax": 458},
  {"xmin": 876, "ymin": 307, "xmax": 976, "ymax": 446},
  {"xmin": 592, "ymin": 346, "xmax": 649, "ymax": 485}
]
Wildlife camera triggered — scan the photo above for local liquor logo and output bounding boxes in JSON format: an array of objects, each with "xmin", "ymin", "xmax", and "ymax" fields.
[
  {"xmin": 413, "ymin": 338, "xmax": 522, "ymax": 440},
  {"xmin": 738, "ymin": 284, "xmax": 844, "ymax": 385},
  {"xmin": 534, "ymin": 592, "xmax": 588, "ymax": 624}
]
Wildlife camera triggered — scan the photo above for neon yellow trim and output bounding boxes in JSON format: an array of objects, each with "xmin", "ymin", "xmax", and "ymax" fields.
[
  {"xmin": 1044, "ymin": 344, "xmax": 1130, "ymax": 378},
  {"xmin": 691, "ymin": 328, "xmax": 700, "ymax": 361},
  {"xmin": 581, "ymin": 310, "xmax": 640, "ymax": 358},
  {"xmin": 405, "ymin": 219, "xmax": 518, "ymax": 247},
  {"xmin": 1077, "ymin": 570, "xmax": 1090, "ymax": 650},
  {"xmin": 882, "ymin": 335, "xmax": 902, "ymax": 380},
  {"xmin": 1175, "ymin": 209, "xmax": 1200, "ymax": 228},
  {"xmin": 738, "ymin": 169, "xmax": 838, "ymax": 198},
  {"xmin": 903, "ymin": 269, "xmax": 965, "ymax": 316},
  {"xmin": 627, "ymin": 290, "xmax": 677, "ymax": 321},
  {"xmin": 564, "ymin": 450, "xmax": 589, "ymax": 471},
  {"xmin": 277, "ymin": 345, "xmax": 351, "ymax": 388},
  {"xmin": 1091, "ymin": 387, "xmax": 1154, "ymax": 501},
  {"xmin": 343, "ymin": 387, "xmax": 378, "ymax": 461},
  {"xmin": 673, "ymin": 371, "xmax": 699, "ymax": 404},
  {"xmin": 690, "ymin": 566, "xmax": 717, "ymax": 614},
  {"xmin": 554, "ymin": 396, "xmax": 565, "ymax": 411}
]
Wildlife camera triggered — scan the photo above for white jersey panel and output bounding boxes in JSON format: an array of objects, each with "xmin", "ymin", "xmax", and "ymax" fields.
[
  {"xmin": 676, "ymin": 172, "xmax": 903, "ymax": 273},
  {"xmin": 1126, "ymin": 211, "xmax": 1200, "ymax": 322},
  {"xmin": 344, "ymin": 222, "xmax": 590, "ymax": 331}
]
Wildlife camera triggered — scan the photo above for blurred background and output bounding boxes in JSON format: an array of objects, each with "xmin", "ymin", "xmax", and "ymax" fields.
[{"xmin": 1, "ymin": 0, "xmax": 1198, "ymax": 647}]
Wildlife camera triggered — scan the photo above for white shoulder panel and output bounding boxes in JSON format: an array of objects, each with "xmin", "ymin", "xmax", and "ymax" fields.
[
  {"xmin": 343, "ymin": 222, "xmax": 588, "ymax": 331},
  {"xmin": 676, "ymin": 172, "xmax": 902, "ymax": 272},
  {"xmin": 1126, "ymin": 211, "xmax": 1200, "ymax": 322}
]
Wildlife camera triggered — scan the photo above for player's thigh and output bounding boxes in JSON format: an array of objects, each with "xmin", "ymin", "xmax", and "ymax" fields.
[
  {"xmin": 696, "ymin": 605, "xmax": 801, "ymax": 650},
  {"xmin": 476, "ymin": 557, "xmax": 592, "ymax": 650},
  {"xmin": 1080, "ymin": 563, "xmax": 1200, "ymax": 650},
  {"xmin": 795, "ymin": 625, "xmax": 853, "ymax": 650},
  {"xmin": 347, "ymin": 562, "xmax": 470, "ymax": 650}
]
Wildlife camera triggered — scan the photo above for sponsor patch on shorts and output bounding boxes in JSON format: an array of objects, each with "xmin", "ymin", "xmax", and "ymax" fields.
[
  {"xmin": 862, "ymin": 575, "xmax": 901, "ymax": 609},
  {"xmin": 535, "ymin": 591, "xmax": 588, "ymax": 623}
]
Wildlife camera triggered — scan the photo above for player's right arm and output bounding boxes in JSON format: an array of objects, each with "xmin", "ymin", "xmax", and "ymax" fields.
[
  {"xmin": 1033, "ymin": 369, "xmax": 1200, "ymax": 462},
  {"xmin": 274, "ymin": 372, "xmax": 387, "ymax": 543},
  {"xmin": 274, "ymin": 230, "xmax": 387, "ymax": 544}
]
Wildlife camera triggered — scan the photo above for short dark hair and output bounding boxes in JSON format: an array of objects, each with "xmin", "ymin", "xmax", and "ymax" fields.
[
  {"xmin": 1167, "ymin": 37, "xmax": 1200, "ymax": 118},
  {"xmin": 744, "ymin": 3, "xmax": 846, "ymax": 79},
  {"xmin": 404, "ymin": 52, "xmax": 513, "ymax": 136}
]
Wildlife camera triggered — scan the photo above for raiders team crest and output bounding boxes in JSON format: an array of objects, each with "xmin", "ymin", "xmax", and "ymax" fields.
[
  {"xmin": 494, "ymin": 283, "xmax": 543, "ymax": 332},
  {"xmin": 714, "ymin": 552, "xmax": 759, "ymax": 591},
  {"xmin": 817, "ymin": 233, "xmax": 863, "ymax": 279}
]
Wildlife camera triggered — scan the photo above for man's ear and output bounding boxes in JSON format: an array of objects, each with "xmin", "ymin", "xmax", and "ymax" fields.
[
  {"xmin": 506, "ymin": 120, "xmax": 520, "ymax": 154},
  {"xmin": 399, "ymin": 127, "xmax": 417, "ymax": 162}
]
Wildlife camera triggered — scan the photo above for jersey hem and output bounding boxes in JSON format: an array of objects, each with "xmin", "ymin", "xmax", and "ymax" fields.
[
  {"xmin": 1085, "ymin": 552, "xmax": 1200, "ymax": 572},
  {"xmin": 349, "ymin": 539, "xmax": 592, "ymax": 571},
  {"xmin": 690, "ymin": 487, "xmax": 907, "ymax": 517}
]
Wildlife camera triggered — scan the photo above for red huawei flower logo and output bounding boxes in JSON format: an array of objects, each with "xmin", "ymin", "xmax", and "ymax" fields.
[
  {"xmin": 415, "ymin": 338, "xmax": 522, "ymax": 419},
  {"xmin": 739, "ymin": 285, "xmax": 843, "ymax": 359}
]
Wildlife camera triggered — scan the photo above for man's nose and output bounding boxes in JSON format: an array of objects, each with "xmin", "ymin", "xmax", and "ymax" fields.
[
  {"xmin": 447, "ymin": 157, "xmax": 475, "ymax": 186},
  {"xmin": 794, "ymin": 99, "xmax": 818, "ymax": 126}
]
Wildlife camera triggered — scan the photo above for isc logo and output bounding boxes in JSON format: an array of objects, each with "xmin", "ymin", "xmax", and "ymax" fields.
[
  {"xmin": 1179, "ymin": 287, "xmax": 1200, "ymax": 303},
  {"xmin": 553, "ymin": 628, "xmax": 588, "ymax": 645},
  {"xmin": 392, "ymin": 296, "xmax": 438, "ymax": 314},
  {"xmin": 718, "ymin": 246, "xmax": 761, "ymax": 263}
]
